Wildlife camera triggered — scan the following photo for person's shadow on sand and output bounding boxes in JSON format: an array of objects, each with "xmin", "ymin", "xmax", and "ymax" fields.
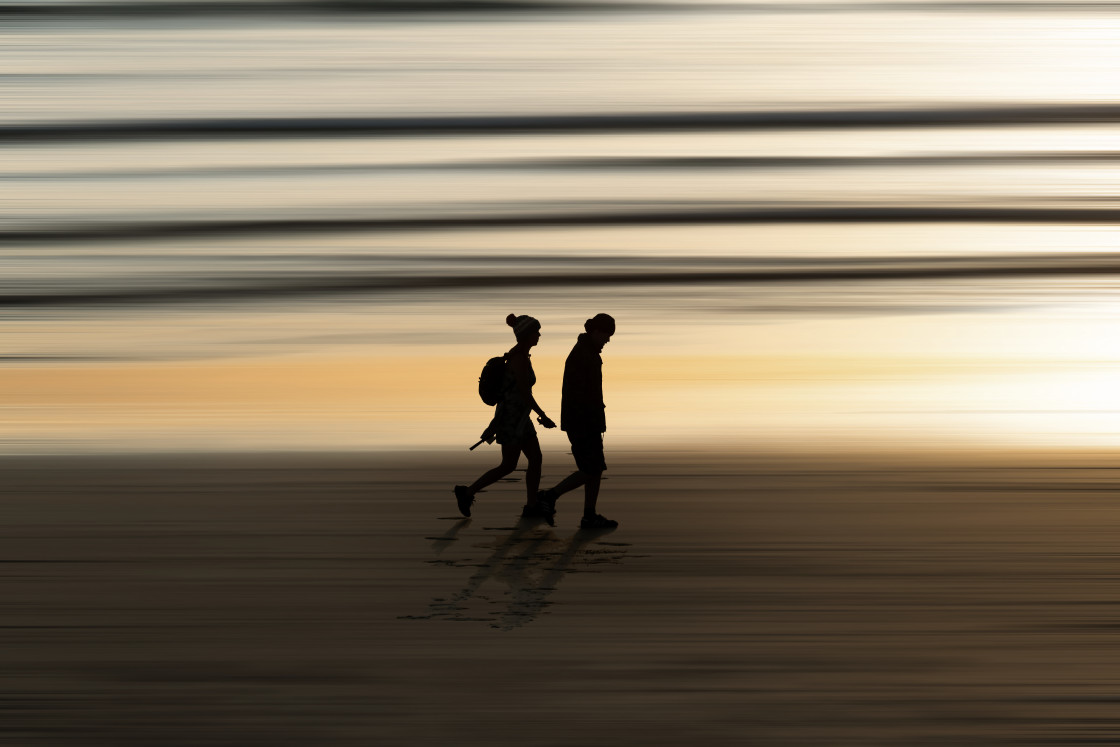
[{"xmin": 403, "ymin": 516, "xmax": 630, "ymax": 630}]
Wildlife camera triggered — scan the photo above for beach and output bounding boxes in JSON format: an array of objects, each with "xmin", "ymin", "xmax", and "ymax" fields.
[
  {"xmin": 7, "ymin": 2, "xmax": 1120, "ymax": 742},
  {"xmin": 5, "ymin": 449, "xmax": 1120, "ymax": 744}
]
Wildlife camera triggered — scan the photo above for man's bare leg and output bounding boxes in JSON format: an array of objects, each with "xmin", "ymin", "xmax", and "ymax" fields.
[
  {"xmin": 539, "ymin": 469, "xmax": 603, "ymax": 521},
  {"xmin": 581, "ymin": 471, "xmax": 602, "ymax": 519},
  {"xmin": 545, "ymin": 470, "xmax": 587, "ymax": 500}
]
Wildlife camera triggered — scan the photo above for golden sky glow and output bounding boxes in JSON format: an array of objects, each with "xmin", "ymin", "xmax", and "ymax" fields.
[{"xmin": 5, "ymin": 341, "xmax": 1120, "ymax": 453}]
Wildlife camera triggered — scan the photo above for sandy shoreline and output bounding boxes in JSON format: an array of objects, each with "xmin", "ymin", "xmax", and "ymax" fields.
[{"xmin": 5, "ymin": 449, "xmax": 1120, "ymax": 744}]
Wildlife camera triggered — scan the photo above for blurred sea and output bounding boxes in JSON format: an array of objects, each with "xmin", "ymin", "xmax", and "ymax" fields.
[{"xmin": 5, "ymin": 0, "xmax": 1120, "ymax": 453}]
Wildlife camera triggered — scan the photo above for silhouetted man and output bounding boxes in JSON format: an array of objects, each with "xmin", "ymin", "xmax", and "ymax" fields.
[{"xmin": 538, "ymin": 313, "xmax": 617, "ymax": 529}]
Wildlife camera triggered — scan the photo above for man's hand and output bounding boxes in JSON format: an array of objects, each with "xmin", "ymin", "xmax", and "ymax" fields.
[{"xmin": 537, "ymin": 415, "xmax": 557, "ymax": 429}]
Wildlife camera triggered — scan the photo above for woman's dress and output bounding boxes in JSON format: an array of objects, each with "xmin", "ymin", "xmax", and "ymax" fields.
[{"xmin": 492, "ymin": 351, "xmax": 536, "ymax": 445}]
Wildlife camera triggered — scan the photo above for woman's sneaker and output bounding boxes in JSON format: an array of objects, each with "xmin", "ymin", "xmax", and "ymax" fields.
[
  {"xmin": 580, "ymin": 513, "xmax": 618, "ymax": 529},
  {"xmin": 454, "ymin": 485, "xmax": 474, "ymax": 517}
]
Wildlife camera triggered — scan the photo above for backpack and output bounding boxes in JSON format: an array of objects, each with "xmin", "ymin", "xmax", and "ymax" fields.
[{"xmin": 478, "ymin": 354, "xmax": 509, "ymax": 406}]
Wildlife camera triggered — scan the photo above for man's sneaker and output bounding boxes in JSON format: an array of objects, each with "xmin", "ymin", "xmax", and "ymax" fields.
[
  {"xmin": 536, "ymin": 489, "xmax": 557, "ymax": 518},
  {"xmin": 580, "ymin": 513, "xmax": 618, "ymax": 530},
  {"xmin": 520, "ymin": 503, "xmax": 552, "ymax": 525},
  {"xmin": 454, "ymin": 485, "xmax": 474, "ymax": 517}
]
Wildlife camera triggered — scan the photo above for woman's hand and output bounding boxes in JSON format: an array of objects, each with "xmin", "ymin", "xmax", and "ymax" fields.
[{"xmin": 537, "ymin": 415, "xmax": 557, "ymax": 429}]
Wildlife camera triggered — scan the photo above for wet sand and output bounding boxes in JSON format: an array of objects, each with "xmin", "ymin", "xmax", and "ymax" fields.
[{"xmin": 5, "ymin": 449, "xmax": 1120, "ymax": 745}]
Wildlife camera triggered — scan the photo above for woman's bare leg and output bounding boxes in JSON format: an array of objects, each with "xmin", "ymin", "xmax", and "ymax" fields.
[
  {"xmin": 521, "ymin": 435, "xmax": 542, "ymax": 505},
  {"xmin": 467, "ymin": 441, "xmax": 521, "ymax": 495}
]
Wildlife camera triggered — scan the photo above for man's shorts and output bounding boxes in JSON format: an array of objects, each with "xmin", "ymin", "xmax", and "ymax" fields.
[{"xmin": 567, "ymin": 430, "xmax": 606, "ymax": 474}]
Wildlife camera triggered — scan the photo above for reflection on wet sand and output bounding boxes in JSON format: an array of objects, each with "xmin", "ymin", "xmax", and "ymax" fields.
[{"xmin": 406, "ymin": 517, "xmax": 629, "ymax": 629}]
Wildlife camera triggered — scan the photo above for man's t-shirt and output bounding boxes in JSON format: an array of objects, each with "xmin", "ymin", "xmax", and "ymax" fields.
[{"xmin": 560, "ymin": 333, "xmax": 605, "ymax": 434}]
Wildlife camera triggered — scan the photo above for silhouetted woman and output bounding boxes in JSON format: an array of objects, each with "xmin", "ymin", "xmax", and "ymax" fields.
[{"xmin": 454, "ymin": 314, "xmax": 556, "ymax": 518}]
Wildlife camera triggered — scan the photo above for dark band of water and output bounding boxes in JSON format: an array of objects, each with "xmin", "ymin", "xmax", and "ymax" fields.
[
  {"xmin": 10, "ymin": 151, "xmax": 1120, "ymax": 181},
  {"xmin": 6, "ymin": 254, "xmax": 1120, "ymax": 307},
  {"xmin": 7, "ymin": 204, "xmax": 1120, "ymax": 244},
  {"xmin": 6, "ymin": 104, "xmax": 1120, "ymax": 143},
  {"xmin": 6, "ymin": 1, "xmax": 1120, "ymax": 18}
]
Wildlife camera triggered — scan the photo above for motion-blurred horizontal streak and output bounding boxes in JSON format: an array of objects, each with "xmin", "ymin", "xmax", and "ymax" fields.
[
  {"xmin": 5, "ymin": 0, "xmax": 1118, "ymax": 18},
  {"xmin": 9, "ymin": 205, "xmax": 1120, "ymax": 244},
  {"xmin": 7, "ymin": 105, "xmax": 1120, "ymax": 143},
  {"xmin": 0, "ymin": 0, "xmax": 683, "ymax": 18},
  {"xmin": 7, "ymin": 254, "xmax": 1120, "ymax": 307},
  {"xmin": 11, "ymin": 151, "xmax": 1119, "ymax": 181}
]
